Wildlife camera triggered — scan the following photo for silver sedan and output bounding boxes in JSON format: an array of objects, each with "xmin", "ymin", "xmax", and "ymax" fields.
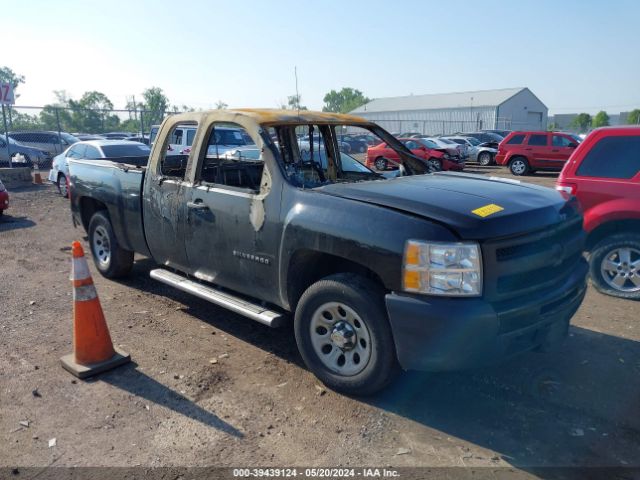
[{"xmin": 443, "ymin": 136, "xmax": 497, "ymax": 166}]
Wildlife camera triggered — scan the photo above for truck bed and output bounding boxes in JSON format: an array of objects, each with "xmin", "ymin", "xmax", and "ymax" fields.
[{"xmin": 68, "ymin": 157, "xmax": 150, "ymax": 255}]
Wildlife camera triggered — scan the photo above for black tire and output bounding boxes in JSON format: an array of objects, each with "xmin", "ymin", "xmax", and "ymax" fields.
[
  {"xmin": 294, "ymin": 273, "xmax": 399, "ymax": 396},
  {"xmin": 358, "ymin": 145, "xmax": 366, "ymax": 153},
  {"xmin": 342, "ymin": 143, "xmax": 351, "ymax": 154},
  {"xmin": 57, "ymin": 173, "xmax": 69, "ymax": 198},
  {"xmin": 478, "ymin": 151, "xmax": 492, "ymax": 167},
  {"xmin": 509, "ymin": 156, "xmax": 530, "ymax": 176},
  {"xmin": 88, "ymin": 211, "xmax": 134, "ymax": 279},
  {"xmin": 374, "ymin": 157, "xmax": 387, "ymax": 171},
  {"xmin": 589, "ymin": 233, "xmax": 640, "ymax": 300}
]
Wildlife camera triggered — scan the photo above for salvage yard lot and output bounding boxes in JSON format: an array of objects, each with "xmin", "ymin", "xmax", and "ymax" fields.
[{"xmin": 1, "ymin": 167, "xmax": 639, "ymax": 469}]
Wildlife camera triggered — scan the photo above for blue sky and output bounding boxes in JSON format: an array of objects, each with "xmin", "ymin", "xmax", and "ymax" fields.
[{"xmin": 5, "ymin": 0, "xmax": 640, "ymax": 114}]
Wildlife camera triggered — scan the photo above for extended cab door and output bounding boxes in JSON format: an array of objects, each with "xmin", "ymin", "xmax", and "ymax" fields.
[
  {"xmin": 142, "ymin": 121, "xmax": 192, "ymax": 272},
  {"xmin": 182, "ymin": 121, "xmax": 282, "ymax": 303}
]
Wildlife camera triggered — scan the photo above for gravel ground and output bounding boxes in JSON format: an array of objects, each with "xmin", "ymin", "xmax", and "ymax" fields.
[{"xmin": 1, "ymin": 167, "xmax": 639, "ymax": 471}]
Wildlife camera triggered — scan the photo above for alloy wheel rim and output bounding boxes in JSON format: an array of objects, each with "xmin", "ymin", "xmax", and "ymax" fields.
[
  {"xmin": 600, "ymin": 247, "xmax": 640, "ymax": 292},
  {"xmin": 512, "ymin": 160, "xmax": 525, "ymax": 174},
  {"xmin": 309, "ymin": 302, "xmax": 372, "ymax": 376},
  {"xmin": 92, "ymin": 225, "xmax": 111, "ymax": 266}
]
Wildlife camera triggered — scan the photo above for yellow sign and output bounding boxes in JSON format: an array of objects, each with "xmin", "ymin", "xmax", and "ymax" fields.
[{"xmin": 472, "ymin": 203, "xmax": 504, "ymax": 218}]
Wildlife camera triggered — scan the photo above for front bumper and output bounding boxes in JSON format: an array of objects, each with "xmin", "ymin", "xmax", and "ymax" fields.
[{"xmin": 385, "ymin": 258, "xmax": 588, "ymax": 371}]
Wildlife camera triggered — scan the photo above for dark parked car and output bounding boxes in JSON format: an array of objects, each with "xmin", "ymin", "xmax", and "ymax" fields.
[
  {"xmin": 8, "ymin": 131, "xmax": 79, "ymax": 157},
  {"xmin": 0, "ymin": 135, "xmax": 52, "ymax": 168},
  {"xmin": 457, "ymin": 131, "xmax": 504, "ymax": 144},
  {"xmin": 336, "ymin": 134, "xmax": 369, "ymax": 153}
]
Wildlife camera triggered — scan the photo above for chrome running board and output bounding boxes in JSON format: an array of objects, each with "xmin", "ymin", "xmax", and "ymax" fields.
[{"xmin": 150, "ymin": 268, "xmax": 285, "ymax": 327}]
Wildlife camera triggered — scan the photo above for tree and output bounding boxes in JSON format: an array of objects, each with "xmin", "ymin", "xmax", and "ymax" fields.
[
  {"xmin": 215, "ymin": 100, "xmax": 228, "ymax": 110},
  {"xmin": 547, "ymin": 122, "xmax": 559, "ymax": 131},
  {"xmin": 141, "ymin": 87, "xmax": 169, "ymax": 127},
  {"xmin": 0, "ymin": 66, "xmax": 25, "ymax": 98},
  {"xmin": 569, "ymin": 113, "xmax": 592, "ymax": 132},
  {"xmin": 322, "ymin": 88, "xmax": 370, "ymax": 114},
  {"xmin": 286, "ymin": 94, "xmax": 307, "ymax": 110},
  {"xmin": 627, "ymin": 109, "xmax": 640, "ymax": 125},
  {"xmin": 592, "ymin": 111, "xmax": 610, "ymax": 128}
]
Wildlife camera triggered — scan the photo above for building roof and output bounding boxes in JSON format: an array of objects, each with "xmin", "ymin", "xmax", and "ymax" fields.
[{"xmin": 351, "ymin": 88, "xmax": 532, "ymax": 113}]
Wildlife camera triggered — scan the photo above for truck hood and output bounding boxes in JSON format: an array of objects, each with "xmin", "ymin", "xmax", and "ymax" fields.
[{"xmin": 317, "ymin": 172, "xmax": 579, "ymax": 240}]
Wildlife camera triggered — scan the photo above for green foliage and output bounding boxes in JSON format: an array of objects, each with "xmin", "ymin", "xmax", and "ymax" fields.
[
  {"xmin": 322, "ymin": 88, "xmax": 370, "ymax": 113},
  {"xmin": 215, "ymin": 100, "xmax": 228, "ymax": 110},
  {"xmin": 286, "ymin": 94, "xmax": 307, "ymax": 110},
  {"xmin": 569, "ymin": 113, "xmax": 592, "ymax": 132},
  {"xmin": 627, "ymin": 109, "xmax": 640, "ymax": 125},
  {"xmin": 547, "ymin": 122, "xmax": 559, "ymax": 131},
  {"xmin": 141, "ymin": 87, "xmax": 169, "ymax": 127},
  {"xmin": 592, "ymin": 111, "xmax": 610, "ymax": 128}
]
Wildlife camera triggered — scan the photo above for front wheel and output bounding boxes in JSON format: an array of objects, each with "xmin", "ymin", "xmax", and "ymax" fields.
[
  {"xmin": 88, "ymin": 211, "xmax": 134, "ymax": 279},
  {"xmin": 478, "ymin": 151, "xmax": 493, "ymax": 166},
  {"xmin": 589, "ymin": 234, "xmax": 640, "ymax": 300},
  {"xmin": 294, "ymin": 273, "xmax": 399, "ymax": 395},
  {"xmin": 374, "ymin": 157, "xmax": 387, "ymax": 171}
]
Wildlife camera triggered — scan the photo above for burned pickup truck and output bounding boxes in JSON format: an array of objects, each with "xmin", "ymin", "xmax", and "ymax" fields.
[{"xmin": 69, "ymin": 109, "xmax": 587, "ymax": 395}]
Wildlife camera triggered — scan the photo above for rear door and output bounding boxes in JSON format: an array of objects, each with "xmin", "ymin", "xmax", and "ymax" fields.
[
  {"xmin": 524, "ymin": 133, "xmax": 551, "ymax": 168},
  {"xmin": 550, "ymin": 134, "xmax": 578, "ymax": 168}
]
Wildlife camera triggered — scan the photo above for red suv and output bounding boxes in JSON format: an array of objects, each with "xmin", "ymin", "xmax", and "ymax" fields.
[
  {"xmin": 556, "ymin": 127, "xmax": 640, "ymax": 300},
  {"xmin": 496, "ymin": 131, "xmax": 581, "ymax": 176}
]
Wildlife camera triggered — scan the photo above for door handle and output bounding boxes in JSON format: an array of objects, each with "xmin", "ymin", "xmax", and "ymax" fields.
[
  {"xmin": 551, "ymin": 149, "xmax": 560, "ymax": 152},
  {"xmin": 187, "ymin": 200, "xmax": 209, "ymax": 210}
]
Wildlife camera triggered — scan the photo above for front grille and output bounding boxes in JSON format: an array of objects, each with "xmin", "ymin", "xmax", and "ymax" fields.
[{"xmin": 483, "ymin": 216, "xmax": 585, "ymax": 303}]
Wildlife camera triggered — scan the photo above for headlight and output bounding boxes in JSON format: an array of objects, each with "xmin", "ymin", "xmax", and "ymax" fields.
[{"xmin": 402, "ymin": 240, "xmax": 482, "ymax": 296}]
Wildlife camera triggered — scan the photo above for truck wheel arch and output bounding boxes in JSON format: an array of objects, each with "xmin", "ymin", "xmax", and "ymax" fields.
[
  {"xmin": 286, "ymin": 250, "xmax": 386, "ymax": 312},
  {"xmin": 79, "ymin": 197, "xmax": 109, "ymax": 232}
]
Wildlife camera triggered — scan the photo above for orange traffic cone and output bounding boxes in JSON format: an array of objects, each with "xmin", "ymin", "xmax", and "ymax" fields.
[
  {"xmin": 60, "ymin": 241, "xmax": 130, "ymax": 378},
  {"xmin": 33, "ymin": 162, "xmax": 43, "ymax": 185}
]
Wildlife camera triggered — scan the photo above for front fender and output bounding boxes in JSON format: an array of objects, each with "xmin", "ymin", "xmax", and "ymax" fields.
[
  {"xmin": 277, "ymin": 190, "xmax": 457, "ymax": 308},
  {"xmin": 583, "ymin": 198, "xmax": 640, "ymax": 233}
]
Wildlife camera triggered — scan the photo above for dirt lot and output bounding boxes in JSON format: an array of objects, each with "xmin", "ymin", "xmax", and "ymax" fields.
[{"xmin": 1, "ymin": 166, "xmax": 639, "ymax": 471}]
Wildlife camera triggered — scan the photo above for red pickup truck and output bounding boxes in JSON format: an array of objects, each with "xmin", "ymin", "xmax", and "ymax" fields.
[
  {"xmin": 496, "ymin": 131, "xmax": 581, "ymax": 176},
  {"xmin": 556, "ymin": 127, "xmax": 640, "ymax": 300}
]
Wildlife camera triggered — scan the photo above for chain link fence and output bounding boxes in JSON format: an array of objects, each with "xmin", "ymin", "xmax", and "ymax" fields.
[{"xmin": 1, "ymin": 104, "xmax": 174, "ymax": 168}]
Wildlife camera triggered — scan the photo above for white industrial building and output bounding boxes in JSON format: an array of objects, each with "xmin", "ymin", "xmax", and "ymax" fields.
[{"xmin": 350, "ymin": 87, "xmax": 548, "ymax": 135}]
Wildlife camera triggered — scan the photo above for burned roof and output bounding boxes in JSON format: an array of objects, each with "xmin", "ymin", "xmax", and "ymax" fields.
[{"xmin": 167, "ymin": 109, "xmax": 373, "ymax": 127}]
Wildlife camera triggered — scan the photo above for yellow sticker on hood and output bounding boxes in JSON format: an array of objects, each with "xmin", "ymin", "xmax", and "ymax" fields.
[{"xmin": 472, "ymin": 203, "xmax": 504, "ymax": 218}]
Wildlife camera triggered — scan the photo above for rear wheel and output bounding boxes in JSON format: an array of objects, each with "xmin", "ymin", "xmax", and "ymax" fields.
[
  {"xmin": 88, "ymin": 211, "xmax": 134, "ymax": 279},
  {"xmin": 509, "ymin": 157, "xmax": 530, "ymax": 176},
  {"xmin": 358, "ymin": 144, "xmax": 366, "ymax": 153},
  {"xmin": 57, "ymin": 173, "xmax": 68, "ymax": 198},
  {"xmin": 374, "ymin": 157, "xmax": 387, "ymax": 171},
  {"xmin": 294, "ymin": 273, "xmax": 399, "ymax": 395},
  {"xmin": 478, "ymin": 151, "xmax": 492, "ymax": 166},
  {"xmin": 589, "ymin": 234, "xmax": 640, "ymax": 300}
]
